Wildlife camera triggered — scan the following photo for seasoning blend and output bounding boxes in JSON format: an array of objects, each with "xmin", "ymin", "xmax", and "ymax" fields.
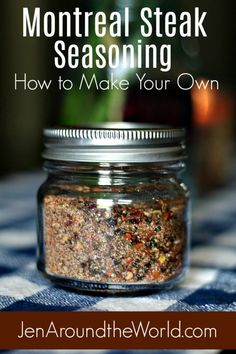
[{"xmin": 37, "ymin": 124, "xmax": 190, "ymax": 293}]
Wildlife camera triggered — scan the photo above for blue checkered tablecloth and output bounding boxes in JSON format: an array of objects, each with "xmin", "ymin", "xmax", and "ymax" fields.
[{"xmin": 0, "ymin": 172, "xmax": 235, "ymax": 312}]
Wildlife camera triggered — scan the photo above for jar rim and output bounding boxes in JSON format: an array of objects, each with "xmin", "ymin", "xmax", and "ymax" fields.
[{"xmin": 43, "ymin": 123, "xmax": 186, "ymax": 163}]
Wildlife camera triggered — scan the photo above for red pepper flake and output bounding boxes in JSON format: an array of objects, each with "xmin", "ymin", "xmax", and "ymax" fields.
[
  {"xmin": 65, "ymin": 219, "xmax": 76, "ymax": 227},
  {"xmin": 124, "ymin": 232, "xmax": 132, "ymax": 240},
  {"xmin": 122, "ymin": 257, "xmax": 132, "ymax": 265},
  {"xmin": 152, "ymin": 271, "xmax": 161, "ymax": 280},
  {"xmin": 162, "ymin": 211, "xmax": 171, "ymax": 222},
  {"xmin": 135, "ymin": 242, "xmax": 143, "ymax": 250}
]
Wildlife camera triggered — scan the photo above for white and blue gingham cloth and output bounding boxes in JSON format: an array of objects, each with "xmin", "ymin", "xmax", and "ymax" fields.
[{"xmin": 0, "ymin": 173, "xmax": 236, "ymax": 312}]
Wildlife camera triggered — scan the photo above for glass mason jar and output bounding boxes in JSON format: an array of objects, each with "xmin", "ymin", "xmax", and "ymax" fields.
[{"xmin": 37, "ymin": 124, "xmax": 190, "ymax": 293}]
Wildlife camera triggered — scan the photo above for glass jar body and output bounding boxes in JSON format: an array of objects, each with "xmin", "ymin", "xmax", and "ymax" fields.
[{"xmin": 37, "ymin": 161, "xmax": 190, "ymax": 293}]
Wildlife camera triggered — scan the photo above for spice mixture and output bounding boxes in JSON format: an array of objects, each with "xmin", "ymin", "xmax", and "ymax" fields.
[{"xmin": 44, "ymin": 190, "xmax": 186, "ymax": 284}]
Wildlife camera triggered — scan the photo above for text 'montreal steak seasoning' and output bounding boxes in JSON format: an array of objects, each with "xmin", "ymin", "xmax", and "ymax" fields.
[{"xmin": 37, "ymin": 124, "xmax": 190, "ymax": 293}]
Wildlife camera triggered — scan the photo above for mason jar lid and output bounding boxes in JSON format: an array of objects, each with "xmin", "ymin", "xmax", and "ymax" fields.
[{"xmin": 43, "ymin": 123, "xmax": 186, "ymax": 163}]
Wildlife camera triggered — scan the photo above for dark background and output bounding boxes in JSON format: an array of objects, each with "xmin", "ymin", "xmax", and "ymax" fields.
[{"xmin": 1, "ymin": 0, "xmax": 236, "ymax": 194}]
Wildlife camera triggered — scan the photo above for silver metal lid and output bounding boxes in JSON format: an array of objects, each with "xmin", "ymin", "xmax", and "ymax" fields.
[{"xmin": 43, "ymin": 123, "xmax": 186, "ymax": 163}]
